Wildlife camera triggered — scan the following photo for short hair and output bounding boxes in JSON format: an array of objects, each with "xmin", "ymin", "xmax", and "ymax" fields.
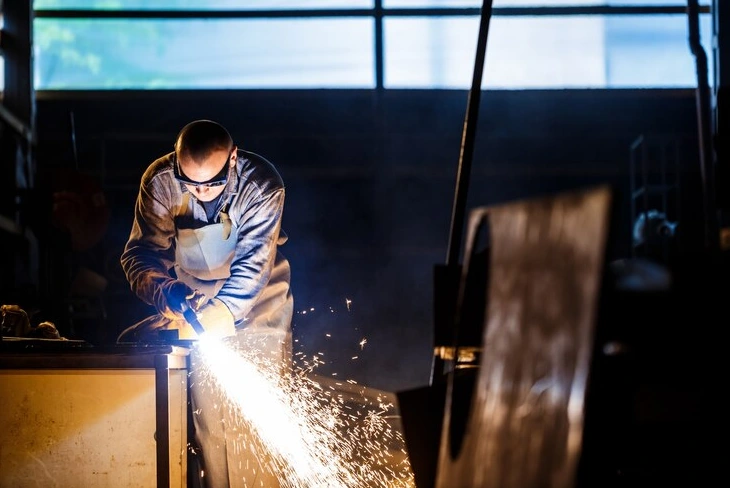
[{"xmin": 175, "ymin": 120, "xmax": 233, "ymax": 163}]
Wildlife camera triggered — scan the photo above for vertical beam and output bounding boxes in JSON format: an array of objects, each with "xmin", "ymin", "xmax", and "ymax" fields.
[
  {"xmin": 374, "ymin": 0, "xmax": 384, "ymax": 90},
  {"xmin": 0, "ymin": 0, "xmax": 35, "ymax": 220},
  {"xmin": 1, "ymin": 0, "xmax": 34, "ymax": 127},
  {"xmin": 713, "ymin": 0, "xmax": 729, "ymax": 147},
  {"xmin": 713, "ymin": 0, "xmax": 730, "ymax": 247},
  {"xmin": 687, "ymin": 0, "xmax": 716, "ymax": 250},
  {"xmin": 155, "ymin": 354, "xmax": 171, "ymax": 488}
]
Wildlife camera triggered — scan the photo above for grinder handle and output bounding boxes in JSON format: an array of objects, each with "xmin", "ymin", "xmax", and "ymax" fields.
[{"xmin": 183, "ymin": 307, "xmax": 206, "ymax": 336}]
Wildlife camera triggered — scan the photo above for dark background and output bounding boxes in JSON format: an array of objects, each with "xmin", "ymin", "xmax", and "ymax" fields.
[{"xmin": 6, "ymin": 87, "xmax": 700, "ymax": 393}]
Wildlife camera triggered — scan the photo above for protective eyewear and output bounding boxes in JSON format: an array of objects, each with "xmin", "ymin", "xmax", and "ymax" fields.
[{"xmin": 174, "ymin": 153, "xmax": 230, "ymax": 188}]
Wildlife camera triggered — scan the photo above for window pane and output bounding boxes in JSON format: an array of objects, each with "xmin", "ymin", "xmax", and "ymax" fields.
[
  {"xmin": 34, "ymin": 18, "xmax": 374, "ymax": 89},
  {"xmin": 385, "ymin": 14, "xmax": 712, "ymax": 88},
  {"xmin": 385, "ymin": 1, "xmax": 690, "ymax": 7},
  {"xmin": 34, "ymin": 0, "xmax": 372, "ymax": 10},
  {"xmin": 606, "ymin": 14, "xmax": 713, "ymax": 87}
]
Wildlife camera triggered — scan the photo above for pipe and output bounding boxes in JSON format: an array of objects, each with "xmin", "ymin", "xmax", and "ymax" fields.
[
  {"xmin": 445, "ymin": 0, "xmax": 495, "ymax": 267},
  {"xmin": 687, "ymin": 0, "xmax": 717, "ymax": 250}
]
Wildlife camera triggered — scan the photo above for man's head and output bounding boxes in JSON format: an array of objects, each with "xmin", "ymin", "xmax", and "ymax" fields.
[{"xmin": 174, "ymin": 120, "xmax": 236, "ymax": 202}]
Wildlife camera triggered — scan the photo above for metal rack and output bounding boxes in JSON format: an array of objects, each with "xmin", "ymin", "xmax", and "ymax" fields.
[{"xmin": 629, "ymin": 134, "xmax": 682, "ymax": 262}]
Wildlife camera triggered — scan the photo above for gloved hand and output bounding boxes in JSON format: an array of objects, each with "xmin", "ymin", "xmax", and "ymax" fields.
[
  {"xmin": 194, "ymin": 298, "xmax": 235, "ymax": 338},
  {"xmin": 186, "ymin": 289, "xmax": 208, "ymax": 312},
  {"xmin": 160, "ymin": 280, "xmax": 195, "ymax": 317}
]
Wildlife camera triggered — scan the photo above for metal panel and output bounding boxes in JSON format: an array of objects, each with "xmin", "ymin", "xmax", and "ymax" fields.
[
  {"xmin": 0, "ymin": 347, "xmax": 189, "ymax": 488},
  {"xmin": 435, "ymin": 185, "xmax": 611, "ymax": 488}
]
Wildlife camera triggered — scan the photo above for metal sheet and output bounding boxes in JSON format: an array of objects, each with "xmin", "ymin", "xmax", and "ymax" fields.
[
  {"xmin": 436, "ymin": 185, "xmax": 611, "ymax": 488},
  {"xmin": 0, "ymin": 348, "xmax": 189, "ymax": 488}
]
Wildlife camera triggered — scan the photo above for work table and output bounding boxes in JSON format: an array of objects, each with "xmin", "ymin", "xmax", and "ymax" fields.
[{"xmin": 0, "ymin": 340, "xmax": 190, "ymax": 488}]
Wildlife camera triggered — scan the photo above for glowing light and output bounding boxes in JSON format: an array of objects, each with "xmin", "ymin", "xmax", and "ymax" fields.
[
  {"xmin": 345, "ymin": 298, "xmax": 352, "ymax": 311},
  {"xmin": 359, "ymin": 338, "xmax": 367, "ymax": 350},
  {"xmin": 191, "ymin": 337, "xmax": 414, "ymax": 488}
]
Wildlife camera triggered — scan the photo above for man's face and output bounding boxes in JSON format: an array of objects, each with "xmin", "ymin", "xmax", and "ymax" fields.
[{"xmin": 177, "ymin": 147, "xmax": 234, "ymax": 202}]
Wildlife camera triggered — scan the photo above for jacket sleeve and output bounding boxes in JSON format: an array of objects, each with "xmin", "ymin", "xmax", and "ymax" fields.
[
  {"xmin": 215, "ymin": 188, "xmax": 285, "ymax": 323},
  {"xmin": 120, "ymin": 175, "xmax": 179, "ymax": 313}
]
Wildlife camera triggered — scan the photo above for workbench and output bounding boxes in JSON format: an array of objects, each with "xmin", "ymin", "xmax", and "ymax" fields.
[{"xmin": 0, "ymin": 339, "xmax": 189, "ymax": 488}]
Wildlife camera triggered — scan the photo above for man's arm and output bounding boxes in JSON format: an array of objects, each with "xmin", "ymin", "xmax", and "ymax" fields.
[
  {"xmin": 120, "ymin": 176, "xmax": 180, "ymax": 314},
  {"xmin": 215, "ymin": 188, "xmax": 286, "ymax": 323}
]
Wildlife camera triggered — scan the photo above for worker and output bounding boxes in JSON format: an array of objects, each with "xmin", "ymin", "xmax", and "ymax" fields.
[{"xmin": 117, "ymin": 119, "xmax": 293, "ymax": 487}]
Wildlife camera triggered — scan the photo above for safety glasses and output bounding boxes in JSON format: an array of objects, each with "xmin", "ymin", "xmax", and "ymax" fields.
[{"xmin": 173, "ymin": 152, "xmax": 230, "ymax": 189}]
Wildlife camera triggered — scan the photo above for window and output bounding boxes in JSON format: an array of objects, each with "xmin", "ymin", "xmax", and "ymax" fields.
[
  {"xmin": 34, "ymin": 1, "xmax": 373, "ymax": 10},
  {"xmin": 385, "ymin": 1, "xmax": 689, "ymax": 7},
  {"xmin": 32, "ymin": 1, "xmax": 713, "ymax": 90},
  {"xmin": 385, "ymin": 14, "xmax": 713, "ymax": 88},
  {"xmin": 34, "ymin": 18, "xmax": 374, "ymax": 89}
]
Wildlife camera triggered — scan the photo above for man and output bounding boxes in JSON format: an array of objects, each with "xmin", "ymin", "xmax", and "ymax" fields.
[{"xmin": 118, "ymin": 119, "xmax": 293, "ymax": 487}]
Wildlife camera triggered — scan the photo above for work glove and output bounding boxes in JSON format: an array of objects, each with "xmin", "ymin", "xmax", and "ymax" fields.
[
  {"xmin": 159, "ymin": 280, "xmax": 205, "ymax": 317},
  {"xmin": 193, "ymin": 298, "xmax": 236, "ymax": 339}
]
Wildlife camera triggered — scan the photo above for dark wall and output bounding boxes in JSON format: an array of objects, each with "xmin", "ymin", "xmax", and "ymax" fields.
[{"xmin": 25, "ymin": 88, "xmax": 702, "ymax": 392}]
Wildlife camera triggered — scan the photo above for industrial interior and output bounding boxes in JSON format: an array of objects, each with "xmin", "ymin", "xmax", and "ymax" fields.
[{"xmin": 0, "ymin": 1, "xmax": 726, "ymax": 487}]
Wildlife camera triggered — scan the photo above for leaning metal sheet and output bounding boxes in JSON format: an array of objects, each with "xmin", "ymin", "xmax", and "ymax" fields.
[{"xmin": 436, "ymin": 185, "xmax": 611, "ymax": 488}]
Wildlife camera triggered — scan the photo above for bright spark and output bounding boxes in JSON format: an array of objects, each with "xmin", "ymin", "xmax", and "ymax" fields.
[
  {"xmin": 191, "ymin": 337, "xmax": 414, "ymax": 488},
  {"xmin": 359, "ymin": 338, "xmax": 367, "ymax": 350},
  {"xmin": 345, "ymin": 298, "xmax": 352, "ymax": 311}
]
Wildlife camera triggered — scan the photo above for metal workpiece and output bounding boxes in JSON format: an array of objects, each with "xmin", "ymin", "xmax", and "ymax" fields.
[{"xmin": 435, "ymin": 186, "xmax": 612, "ymax": 488}]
